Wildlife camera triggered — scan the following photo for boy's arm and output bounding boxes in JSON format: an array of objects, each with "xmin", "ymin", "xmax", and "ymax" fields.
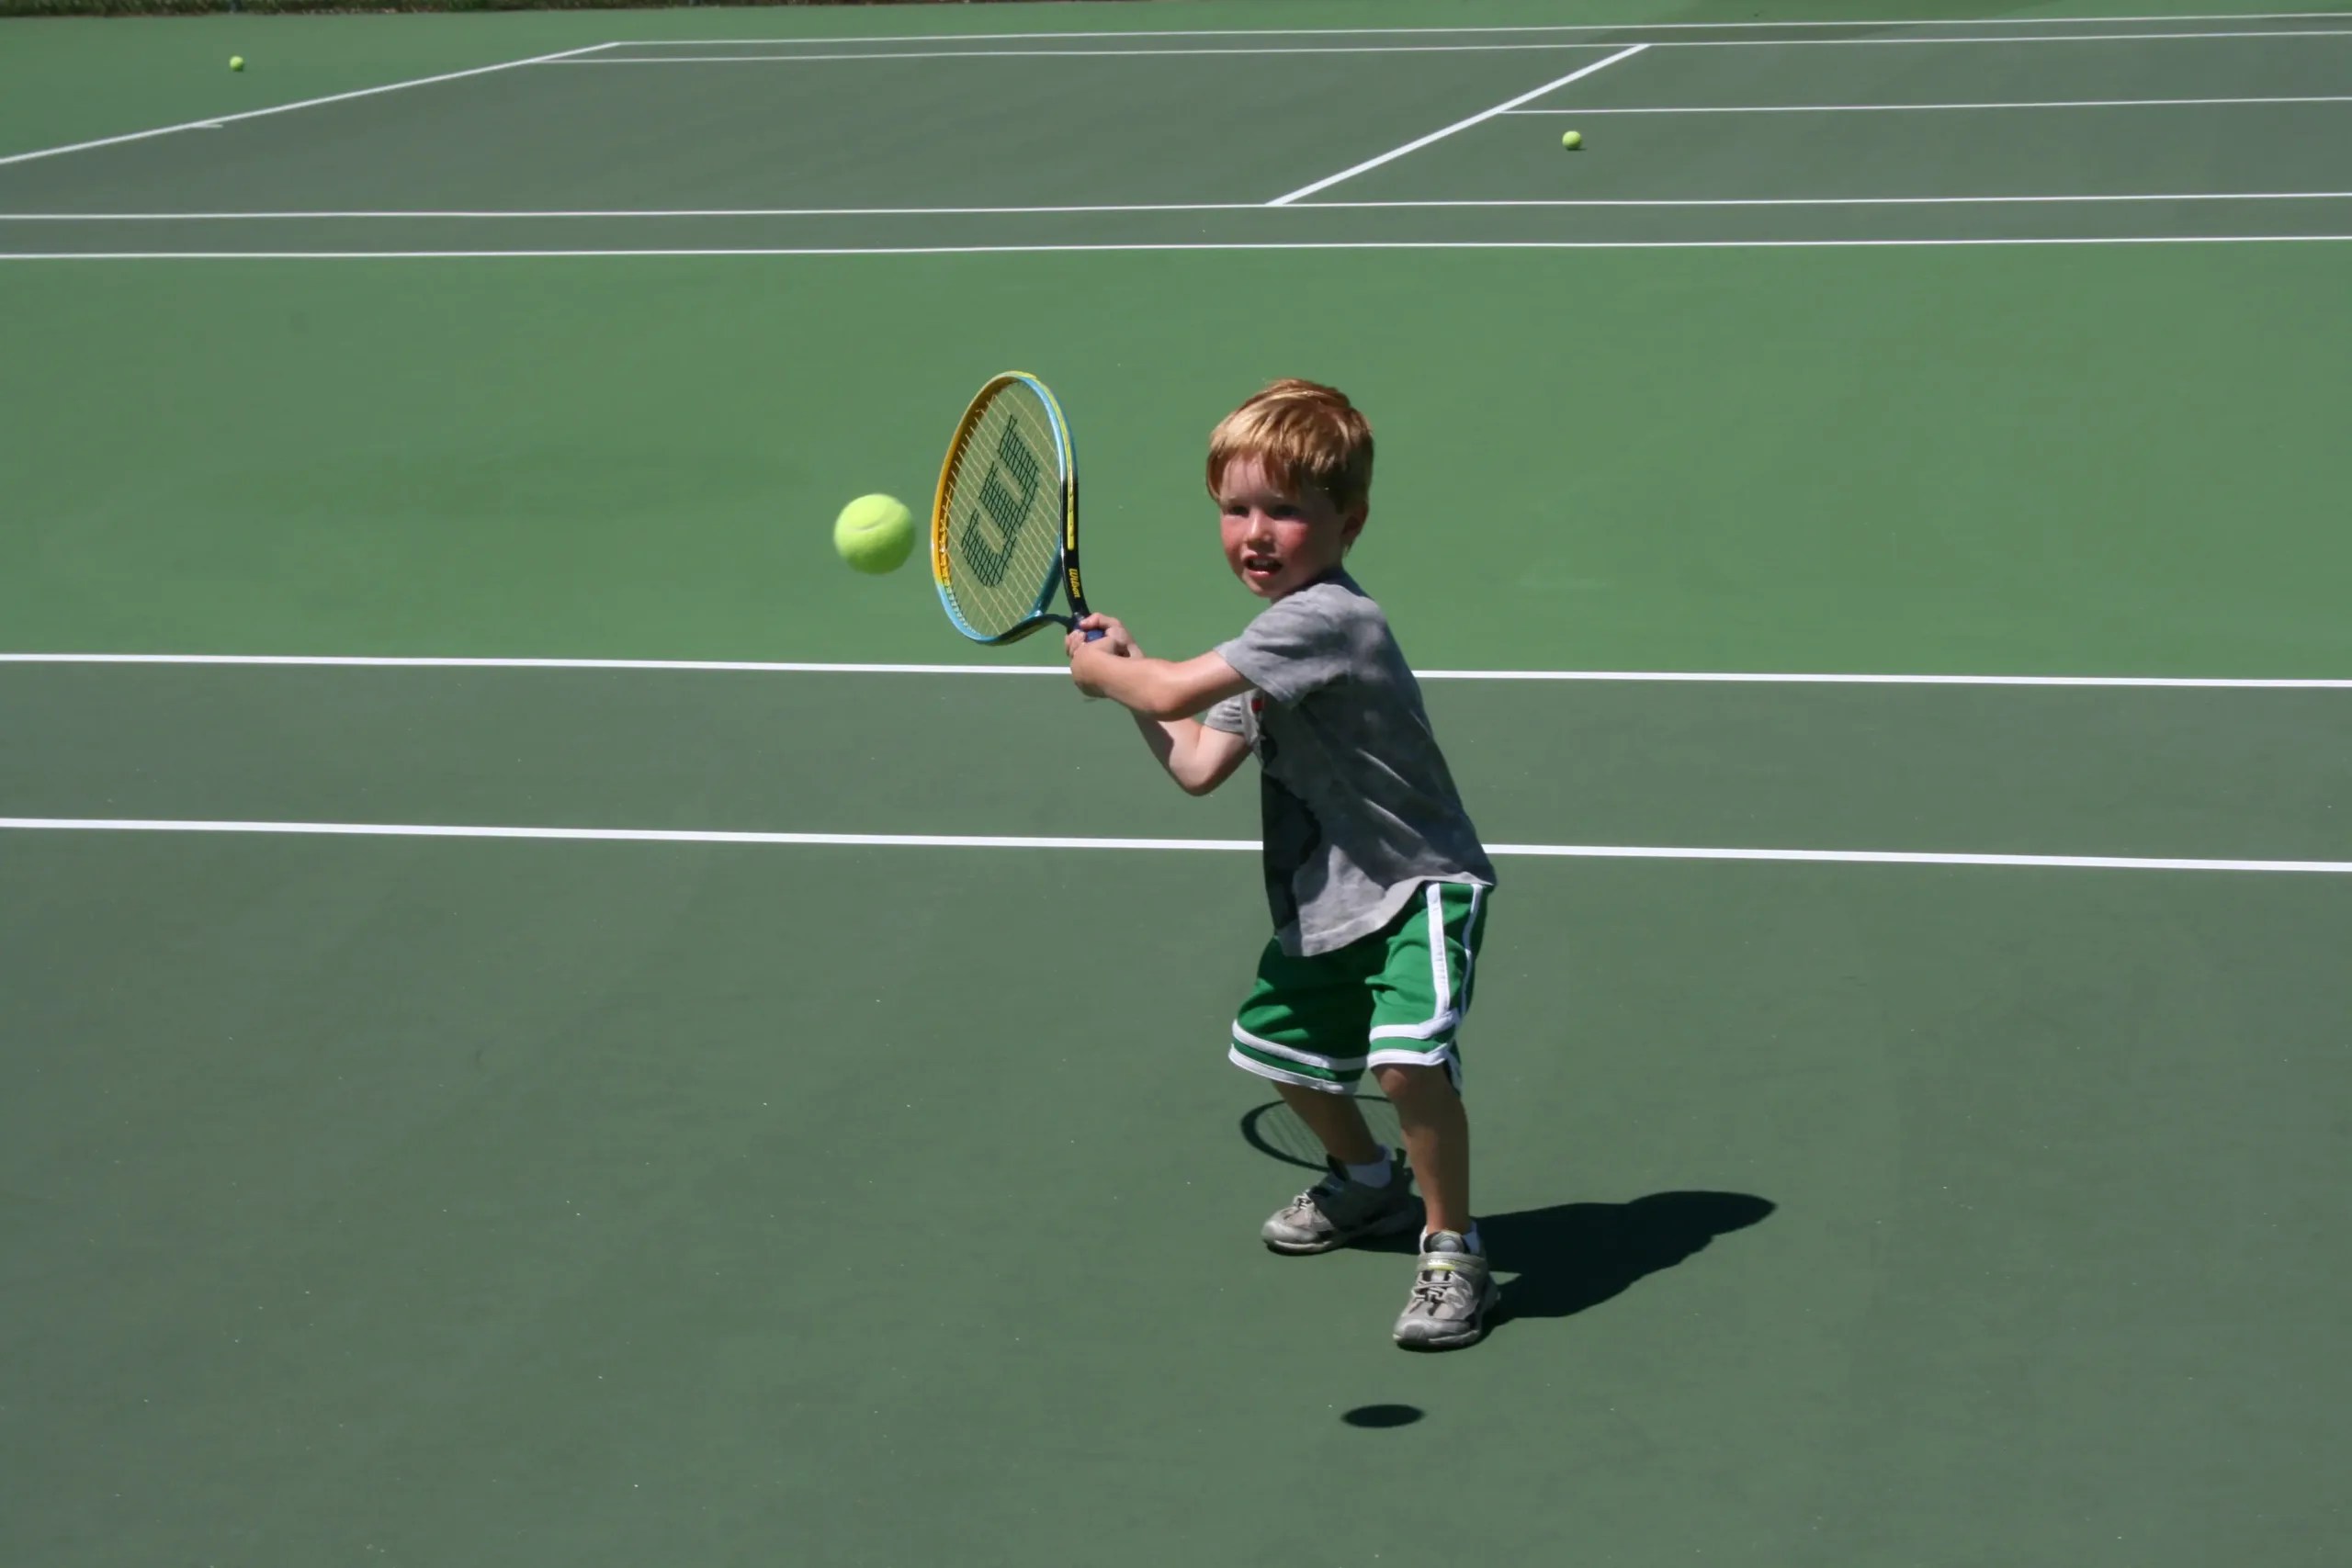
[
  {"xmin": 1064, "ymin": 616, "xmax": 1254, "ymax": 795},
  {"xmin": 1070, "ymin": 643, "xmax": 1254, "ymax": 722},
  {"xmin": 1129, "ymin": 713, "xmax": 1251, "ymax": 796}
]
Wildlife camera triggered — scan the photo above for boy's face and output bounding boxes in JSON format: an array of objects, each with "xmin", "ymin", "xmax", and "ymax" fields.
[{"xmin": 1216, "ymin": 454, "xmax": 1367, "ymax": 601}]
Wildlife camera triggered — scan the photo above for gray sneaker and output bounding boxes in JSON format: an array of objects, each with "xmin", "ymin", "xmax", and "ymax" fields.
[
  {"xmin": 1260, "ymin": 1154, "xmax": 1419, "ymax": 1255},
  {"xmin": 1392, "ymin": 1230, "xmax": 1501, "ymax": 1349}
]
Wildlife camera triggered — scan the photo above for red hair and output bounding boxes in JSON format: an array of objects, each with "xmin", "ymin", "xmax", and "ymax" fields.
[{"xmin": 1205, "ymin": 379, "xmax": 1374, "ymax": 513}]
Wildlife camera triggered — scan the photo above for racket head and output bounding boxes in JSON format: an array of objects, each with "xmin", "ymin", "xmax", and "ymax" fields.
[{"xmin": 932, "ymin": 372, "xmax": 1087, "ymax": 646}]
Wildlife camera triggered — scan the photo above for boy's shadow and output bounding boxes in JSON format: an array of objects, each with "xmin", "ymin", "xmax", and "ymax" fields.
[
  {"xmin": 1239, "ymin": 1102, "xmax": 1774, "ymax": 1324},
  {"xmin": 1417, "ymin": 1191, "xmax": 1775, "ymax": 1323}
]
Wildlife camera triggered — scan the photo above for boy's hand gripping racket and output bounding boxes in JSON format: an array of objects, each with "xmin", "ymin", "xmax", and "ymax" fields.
[{"xmin": 932, "ymin": 372, "xmax": 1103, "ymax": 645}]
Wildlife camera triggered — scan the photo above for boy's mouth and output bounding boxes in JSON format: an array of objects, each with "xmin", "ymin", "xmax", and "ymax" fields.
[{"xmin": 1242, "ymin": 553, "xmax": 1282, "ymax": 581}]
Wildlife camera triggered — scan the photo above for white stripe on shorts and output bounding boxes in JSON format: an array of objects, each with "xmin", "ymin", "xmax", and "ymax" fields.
[
  {"xmin": 1231, "ymin": 1022, "xmax": 1369, "ymax": 1072},
  {"xmin": 1365, "ymin": 883, "xmax": 1470, "ymax": 1043},
  {"xmin": 1227, "ymin": 1043, "xmax": 1359, "ymax": 1095},
  {"xmin": 1365, "ymin": 1040, "xmax": 1457, "ymax": 1070},
  {"xmin": 1364, "ymin": 1039, "xmax": 1464, "ymax": 1093}
]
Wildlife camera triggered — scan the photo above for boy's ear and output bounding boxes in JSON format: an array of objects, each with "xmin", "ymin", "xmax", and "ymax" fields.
[{"xmin": 1340, "ymin": 502, "xmax": 1369, "ymax": 550}]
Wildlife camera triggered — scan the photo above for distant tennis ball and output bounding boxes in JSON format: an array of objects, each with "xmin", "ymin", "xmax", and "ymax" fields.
[
  {"xmin": 833, "ymin": 493, "xmax": 916, "ymax": 575},
  {"xmin": 1560, "ymin": 130, "xmax": 1582, "ymax": 151},
  {"xmin": 230, "ymin": 56, "xmax": 245, "ymax": 72}
]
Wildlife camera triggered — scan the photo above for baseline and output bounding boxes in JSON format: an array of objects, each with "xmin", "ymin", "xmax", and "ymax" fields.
[
  {"xmin": 4, "ymin": 817, "xmax": 2347, "ymax": 874},
  {"xmin": 6, "ymin": 237, "xmax": 2351, "ymax": 258},
  {"xmin": 9, "ymin": 191, "xmax": 2352, "ymax": 221},
  {"xmin": 560, "ymin": 28, "xmax": 2352, "ymax": 61},
  {"xmin": 603, "ymin": 16, "xmax": 2352, "ymax": 46},
  {"xmin": 4, "ymin": 653, "xmax": 2348, "ymax": 687},
  {"xmin": 1504, "ymin": 94, "xmax": 2352, "ymax": 111}
]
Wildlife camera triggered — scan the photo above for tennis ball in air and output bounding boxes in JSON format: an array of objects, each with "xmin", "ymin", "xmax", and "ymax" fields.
[
  {"xmin": 230, "ymin": 56, "xmax": 245, "ymax": 72},
  {"xmin": 1560, "ymin": 130, "xmax": 1582, "ymax": 151},
  {"xmin": 833, "ymin": 493, "xmax": 916, "ymax": 575}
]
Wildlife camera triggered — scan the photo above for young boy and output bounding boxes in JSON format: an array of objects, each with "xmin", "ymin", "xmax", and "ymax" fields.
[{"xmin": 1064, "ymin": 379, "xmax": 1500, "ymax": 1349}]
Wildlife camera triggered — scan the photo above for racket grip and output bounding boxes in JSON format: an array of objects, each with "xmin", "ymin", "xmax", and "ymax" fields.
[{"xmin": 1083, "ymin": 627, "xmax": 1106, "ymax": 642}]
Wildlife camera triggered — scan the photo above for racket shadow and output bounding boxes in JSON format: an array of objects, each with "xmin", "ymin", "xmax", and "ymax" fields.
[{"xmin": 1239, "ymin": 1096, "xmax": 1406, "ymax": 1171}]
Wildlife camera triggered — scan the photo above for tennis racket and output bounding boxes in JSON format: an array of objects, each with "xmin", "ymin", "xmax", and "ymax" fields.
[{"xmin": 932, "ymin": 371, "xmax": 1102, "ymax": 645}]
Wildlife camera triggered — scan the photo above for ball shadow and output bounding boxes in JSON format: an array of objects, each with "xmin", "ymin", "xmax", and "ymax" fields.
[{"xmin": 1340, "ymin": 1403, "xmax": 1425, "ymax": 1428}]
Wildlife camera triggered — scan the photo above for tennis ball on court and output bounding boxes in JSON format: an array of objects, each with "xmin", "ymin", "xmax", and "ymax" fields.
[
  {"xmin": 230, "ymin": 56, "xmax": 245, "ymax": 72},
  {"xmin": 833, "ymin": 493, "xmax": 916, "ymax": 575},
  {"xmin": 1560, "ymin": 130, "xmax": 1582, "ymax": 151}
]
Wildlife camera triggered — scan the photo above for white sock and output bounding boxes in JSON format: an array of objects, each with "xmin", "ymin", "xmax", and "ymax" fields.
[
  {"xmin": 1343, "ymin": 1152, "xmax": 1393, "ymax": 1188},
  {"xmin": 1423, "ymin": 1224, "xmax": 1483, "ymax": 1254}
]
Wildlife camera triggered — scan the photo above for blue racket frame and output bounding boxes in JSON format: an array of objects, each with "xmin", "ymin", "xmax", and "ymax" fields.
[{"xmin": 931, "ymin": 371, "xmax": 1099, "ymax": 646}]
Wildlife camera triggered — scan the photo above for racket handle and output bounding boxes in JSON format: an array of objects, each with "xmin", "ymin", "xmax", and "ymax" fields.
[{"xmin": 1083, "ymin": 627, "xmax": 1105, "ymax": 642}]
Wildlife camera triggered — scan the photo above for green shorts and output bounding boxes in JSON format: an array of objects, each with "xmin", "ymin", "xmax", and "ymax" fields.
[{"xmin": 1228, "ymin": 881, "xmax": 1491, "ymax": 1096}]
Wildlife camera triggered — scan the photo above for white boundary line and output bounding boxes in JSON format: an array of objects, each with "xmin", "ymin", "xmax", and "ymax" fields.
[
  {"xmin": 567, "ymin": 44, "xmax": 1633, "ymax": 62},
  {"xmin": 5, "ymin": 654, "xmax": 2346, "ymax": 687},
  {"xmin": 6, "ymin": 236, "xmax": 2350, "ymax": 259},
  {"xmin": 1278, "ymin": 45, "xmax": 1639, "ymax": 206},
  {"xmin": 565, "ymin": 28, "xmax": 2352, "ymax": 61},
  {"xmin": 1548, "ymin": 25, "xmax": 2352, "ymax": 45},
  {"xmin": 604, "ymin": 16, "xmax": 2352, "ymax": 45},
  {"xmin": 0, "ymin": 205, "xmax": 1254, "ymax": 221},
  {"xmin": 8, "ymin": 190, "xmax": 2352, "ymax": 220},
  {"xmin": 1320, "ymin": 193, "xmax": 2352, "ymax": 207},
  {"xmin": 0, "ymin": 42, "xmax": 616, "ymax": 169},
  {"xmin": 1510, "ymin": 93, "xmax": 2352, "ymax": 111},
  {"xmin": 2, "ymin": 817, "xmax": 2346, "ymax": 874}
]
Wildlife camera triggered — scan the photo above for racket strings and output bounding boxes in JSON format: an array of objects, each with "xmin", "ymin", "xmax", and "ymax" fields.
[{"xmin": 940, "ymin": 386, "xmax": 1067, "ymax": 639}]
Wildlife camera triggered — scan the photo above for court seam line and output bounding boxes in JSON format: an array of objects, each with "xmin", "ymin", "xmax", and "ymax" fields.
[
  {"xmin": 6, "ymin": 655, "xmax": 2346, "ymax": 687},
  {"xmin": 12, "ymin": 193, "xmax": 2350, "ymax": 221},
  {"xmin": 1271, "ymin": 43, "xmax": 1643, "ymax": 206},
  {"xmin": 599, "ymin": 16, "xmax": 2352, "ymax": 45},
  {"xmin": 1507, "ymin": 94, "xmax": 2352, "ymax": 111},
  {"xmin": 3, "ymin": 818, "xmax": 2346, "ymax": 874},
  {"xmin": 566, "ymin": 44, "xmax": 1628, "ymax": 62},
  {"xmin": 556, "ymin": 29, "xmax": 2352, "ymax": 61},
  {"xmin": 10, "ymin": 236, "xmax": 2349, "ymax": 258},
  {"xmin": 0, "ymin": 40, "xmax": 618, "ymax": 168}
]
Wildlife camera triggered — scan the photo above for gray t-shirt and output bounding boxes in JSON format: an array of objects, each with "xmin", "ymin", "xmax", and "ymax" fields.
[{"xmin": 1204, "ymin": 570, "xmax": 1495, "ymax": 957}]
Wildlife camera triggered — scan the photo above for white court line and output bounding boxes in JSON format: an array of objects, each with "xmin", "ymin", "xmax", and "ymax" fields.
[
  {"xmin": 605, "ymin": 16, "xmax": 2352, "ymax": 45},
  {"xmin": 1312, "ymin": 193, "xmax": 2352, "ymax": 207},
  {"xmin": 0, "ymin": 42, "xmax": 616, "ymax": 169},
  {"xmin": 567, "ymin": 44, "xmax": 1633, "ymax": 62},
  {"xmin": 1509, "ymin": 93, "xmax": 2352, "ymax": 111},
  {"xmin": 1272, "ymin": 45, "xmax": 1645, "ymax": 206},
  {"xmin": 0, "ymin": 205, "xmax": 1256, "ymax": 220},
  {"xmin": 561, "ymin": 28, "xmax": 2352, "ymax": 62},
  {"xmin": 10, "ymin": 191, "xmax": 2352, "ymax": 220},
  {"xmin": 1627, "ymin": 25, "xmax": 2352, "ymax": 44},
  {"xmin": 7, "ymin": 235, "xmax": 2352, "ymax": 259},
  {"xmin": 2, "ymin": 817, "xmax": 2346, "ymax": 874},
  {"xmin": 6, "ymin": 654, "xmax": 2348, "ymax": 687}
]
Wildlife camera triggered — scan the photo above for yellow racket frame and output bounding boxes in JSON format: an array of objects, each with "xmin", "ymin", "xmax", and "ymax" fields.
[{"xmin": 931, "ymin": 371, "xmax": 1090, "ymax": 646}]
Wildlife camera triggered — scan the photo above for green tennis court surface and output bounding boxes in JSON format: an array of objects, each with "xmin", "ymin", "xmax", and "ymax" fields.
[{"xmin": 4, "ymin": 4, "xmax": 2349, "ymax": 1564}]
